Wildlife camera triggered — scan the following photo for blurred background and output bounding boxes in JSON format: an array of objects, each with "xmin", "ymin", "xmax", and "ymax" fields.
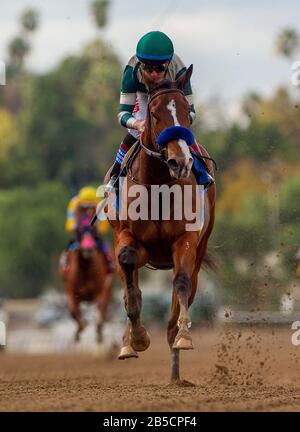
[{"xmin": 1, "ymin": 0, "xmax": 300, "ymax": 351}]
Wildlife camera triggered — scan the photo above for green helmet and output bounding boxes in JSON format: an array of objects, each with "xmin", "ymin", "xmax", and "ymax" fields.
[{"xmin": 136, "ymin": 31, "xmax": 174, "ymax": 64}]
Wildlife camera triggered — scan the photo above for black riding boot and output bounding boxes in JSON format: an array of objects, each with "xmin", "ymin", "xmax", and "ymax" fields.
[{"xmin": 106, "ymin": 134, "xmax": 137, "ymax": 192}]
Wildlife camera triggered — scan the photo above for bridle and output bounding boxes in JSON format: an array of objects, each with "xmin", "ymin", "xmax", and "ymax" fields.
[
  {"xmin": 127, "ymin": 86, "xmax": 202, "ymax": 187},
  {"xmin": 139, "ymin": 87, "xmax": 187, "ymax": 163}
]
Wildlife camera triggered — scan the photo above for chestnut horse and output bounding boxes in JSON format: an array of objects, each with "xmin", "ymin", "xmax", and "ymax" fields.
[
  {"xmin": 62, "ymin": 215, "xmax": 114, "ymax": 342},
  {"xmin": 104, "ymin": 65, "xmax": 216, "ymax": 383}
]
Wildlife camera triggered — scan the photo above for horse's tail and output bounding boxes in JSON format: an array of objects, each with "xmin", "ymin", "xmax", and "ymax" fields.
[{"xmin": 202, "ymin": 249, "xmax": 220, "ymax": 276}]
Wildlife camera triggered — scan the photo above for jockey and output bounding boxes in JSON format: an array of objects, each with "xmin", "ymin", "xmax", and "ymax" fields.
[
  {"xmin": 62, "ymin": 186, "xmax": 114, "ymax": 272},
  {"xmin": 106, "ymin": 30, "xmax": 215, "ymax": 191}
]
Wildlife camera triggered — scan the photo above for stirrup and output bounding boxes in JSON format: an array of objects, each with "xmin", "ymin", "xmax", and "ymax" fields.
[{"xmin": 105, "ymin": 174, "xmax": 119, "ymax": 194}]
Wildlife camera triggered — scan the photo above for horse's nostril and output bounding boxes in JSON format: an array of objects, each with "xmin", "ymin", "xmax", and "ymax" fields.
[{"xmin": 167, "ymin": 159, "xmax": 179, "ymax": 170}]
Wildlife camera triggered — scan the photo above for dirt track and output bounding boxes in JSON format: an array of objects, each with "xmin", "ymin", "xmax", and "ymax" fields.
[{"xmin": 1, "ymin": 326, "xmax": 300, "ymax": 411}]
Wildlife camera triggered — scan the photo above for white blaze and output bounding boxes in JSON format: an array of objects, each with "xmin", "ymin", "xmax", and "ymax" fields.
[
  {"xmin": 166, "ymin": 99, "xmax": 191, "ymax": 162},
  {"xmin": 167, "ymin": 99, "xmax": 180, "ymax": 126}
]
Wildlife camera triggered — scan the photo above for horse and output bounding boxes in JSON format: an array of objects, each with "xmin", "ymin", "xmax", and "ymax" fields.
[
  {"xmin": 103, "ymin": 65, "xmax": 216, "ymax": 383},
  {"xmin": 61, "ymin": 214, "xmax": 114, "ymax": 342}
]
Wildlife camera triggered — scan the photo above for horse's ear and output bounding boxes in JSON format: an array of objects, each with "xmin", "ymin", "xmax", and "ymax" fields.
[{"xmin": 176, "ymin": 64, "xmax": 193, "ymax": 90}]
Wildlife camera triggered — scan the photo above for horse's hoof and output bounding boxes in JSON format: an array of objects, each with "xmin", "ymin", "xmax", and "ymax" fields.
[
  {"xmin": 74, "ymin": 320, "xmax": 87, "ymax": 343},
  {"xmin": 131, "ymin": 327, "xmax": 151, "ymax": 352},
  {"xmin": 172, "ymin": 337, "xmax": 194, "ymax": 350},
  {"xmin": 96, "ymin": 325, "xmax": 103, "ymax": 343},
  {"xmin": 96, "ymin": 332, "xmax": 103, "ymax": 344},
  {"xmin": 118, "ymin": 345, "xmax": 138, "ymax": 360}
]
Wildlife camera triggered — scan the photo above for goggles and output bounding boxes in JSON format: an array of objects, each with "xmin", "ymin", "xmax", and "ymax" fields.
[{"xmin": 141, "ymin": 63, "xmax": 168, "ymax": 73}]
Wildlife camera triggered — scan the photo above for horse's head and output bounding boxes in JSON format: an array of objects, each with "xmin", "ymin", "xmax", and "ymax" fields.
[
  {"xmin": 146, "ymin": 65, "xmax": 194, "ymax": 179},
  {"xmin": 77, "ymin": 214, "xmax": 97, "ymax": 259}
]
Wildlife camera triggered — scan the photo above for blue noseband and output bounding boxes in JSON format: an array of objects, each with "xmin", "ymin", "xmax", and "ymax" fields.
[{"xmin": 156, "ymin": 126, "xmax": 195, "ymax": 149}]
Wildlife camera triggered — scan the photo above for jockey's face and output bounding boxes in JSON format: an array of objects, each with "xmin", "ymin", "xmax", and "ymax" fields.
[
  {"xmin": 78, "ymin": 205, "xmax": 96, "ymax": 219},
  {"xmin": 141, "ymin": 63, "xmax": 167, "ymax": 84}
]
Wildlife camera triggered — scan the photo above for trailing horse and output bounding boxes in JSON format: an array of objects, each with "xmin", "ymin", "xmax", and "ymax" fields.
[
  {"xmin": 104, "ymin": 65, "xmax": 216, "ymax": 383},
  {"xmin": 61, "ymin": 216, "xmax": 114, "ymax": 342}
]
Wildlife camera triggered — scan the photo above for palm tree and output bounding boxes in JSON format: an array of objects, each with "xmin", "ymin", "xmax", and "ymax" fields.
[
  {"xmin": 20, "ymin": 8, "xmax": 40, "ymax": 33},
  {"xmin": 20, "ymin": 9, "xmax": 40, "ymax": 32},
  {"xmin": 8, "ymin": 36, "xmax": 30, "ymax": 67},
  {"xmin": 91, "ymin": 0, "xmax": 110, "ymax": 29},
  {"xmin": 275, "ymin": 28, "xmax": 300, "ymax": 59},
  {"xmin": 8, "ymin": 9, "xmax": 40, "ymax": 73}
]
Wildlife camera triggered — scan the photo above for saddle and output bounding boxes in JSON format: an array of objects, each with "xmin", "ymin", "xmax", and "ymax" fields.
[{"xmin": 120, "ymin": 140, "xmax": 141, "ymax": 175}]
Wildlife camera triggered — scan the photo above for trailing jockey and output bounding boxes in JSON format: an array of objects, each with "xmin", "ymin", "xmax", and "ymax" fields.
[
  {"xmin": 60, "ymin": 186, "xmax": 114, "ymax": 273},
  {"xmin": 106, "ymin": 30, "xmax": 215, "ymax": 191}
]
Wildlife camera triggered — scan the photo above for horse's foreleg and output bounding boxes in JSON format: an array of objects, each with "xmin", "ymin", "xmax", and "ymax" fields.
[
  {"xmin": 116, "ymin": 230, "xmax": 149, "ymax": 358},
  {"xmin": 170, "ymin": 233, "xmax": 198, "ymax": 352},
  {"xmin": 95, "ymin": 273, "xmax": 114, "ymax": 343},
  {"xmin": 168, "ymin": 237, "xmax": 209, "ymax": 382},
  {"xmin": 66, "ymin": 293, "xmax": 86, "ymax": 342},
  {"xmin": 167, "ymin": 290, "xmax": 181, "ymax": 381}
]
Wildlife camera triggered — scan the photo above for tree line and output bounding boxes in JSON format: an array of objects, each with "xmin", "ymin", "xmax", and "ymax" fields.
[{"xmin": 0, "ymin": 4, "xmax": 299, "ymax": 307}]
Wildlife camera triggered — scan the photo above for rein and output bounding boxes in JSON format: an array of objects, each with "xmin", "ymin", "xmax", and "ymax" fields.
[
  {"xmin": 139, "ymin": 134, "xmax": 166, "ymax": 162},
  {"xmin": 126, "ymin": 141, "xmax": 179, "ymax": 188}
]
